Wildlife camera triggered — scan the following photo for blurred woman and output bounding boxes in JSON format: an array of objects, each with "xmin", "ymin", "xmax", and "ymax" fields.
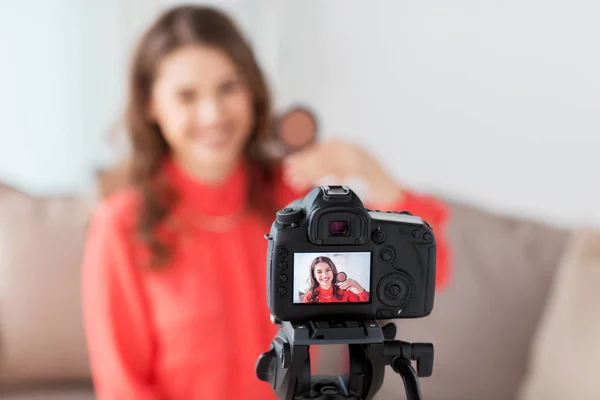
[{"xmin": 81, "ymin": 5, "xmax": 452, "ymax": 400}]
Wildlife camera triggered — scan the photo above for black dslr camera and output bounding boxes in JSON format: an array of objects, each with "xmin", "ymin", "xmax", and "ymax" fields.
[
  {"xmin": 257, "ymin": 186, "xmax": 437, "ymax": 400},
  {"xmin": 266, "ymin": 185, "xmax": 436, "ymax": 322}
]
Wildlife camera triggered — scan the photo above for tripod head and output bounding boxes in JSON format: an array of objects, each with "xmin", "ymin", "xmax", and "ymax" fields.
[{"xmin": 256, "ymin": 320, "xmax": 433, "ymax": 400}]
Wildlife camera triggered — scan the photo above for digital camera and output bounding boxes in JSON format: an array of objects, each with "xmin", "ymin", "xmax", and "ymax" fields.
[{"xmin": 265, "ymin": 185, "xmax": 437, "ymax": 323}]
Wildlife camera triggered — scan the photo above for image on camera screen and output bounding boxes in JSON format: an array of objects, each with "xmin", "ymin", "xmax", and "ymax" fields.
[{"xmin": 293, "ymin": 252, "xmax": 371, "ymax": 304}]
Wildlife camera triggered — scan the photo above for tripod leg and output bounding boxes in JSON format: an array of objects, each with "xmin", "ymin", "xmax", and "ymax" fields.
[
  {"xmin": 359, "ymin": 343, "xmax": 386, "ymax": 400},
  {"xmin": 391, "ymin": 357, "xmax": 423, "ymax": 400},
  {"xmin": 295, "ymin": 344, "xmax": 312, "ymax": 396},
  {"xmin": 347, "ymin": 344, "xmax": 366, "ymax": 395}
]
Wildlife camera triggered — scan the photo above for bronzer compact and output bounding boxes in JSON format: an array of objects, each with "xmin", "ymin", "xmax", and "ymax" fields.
[
  {"xmin": 335, "ymin": 271, "xmax": 347, "ymax": 285},
  {"xmin": 263, "ymin": 105, "xmax": 319, "ymax": 160}
]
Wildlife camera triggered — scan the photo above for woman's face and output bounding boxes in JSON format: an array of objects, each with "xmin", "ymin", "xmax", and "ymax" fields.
[
  {"xmin": 149, "ymin": 45, "xmax": 254, "ymax": 179},
  {"xmin": 313, "ymin": 262, "xmax": 334, "ymax": 290}
]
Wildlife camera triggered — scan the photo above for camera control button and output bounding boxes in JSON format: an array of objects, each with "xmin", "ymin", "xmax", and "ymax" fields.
[
  {"xmin": 379, "ymin": 248, "xmax": 395, "ymax": 262},
  {"xmin": 278, "ymin": 287, "xmax": 288, "ymax": 297},
  {"xmin": 388, "ymin": 284, "xmax": 401, "ymax": 297},
  {"xmin": 278, "ymin": 261, "xmax": 288, "ymax": 270},
  {"xmin": 278, "ymin": 248, "xmax": 288, "ymax": 257},
  {"xmin": 423, "ymin": 233, "xmax": 432, "ymax": 242},
  {"xmin": 314, "ymin": 321, "xmax": 330, "ymax": 328},
  {"xmin": 377, "ymin": 310, "xmax": 393, "ymax": 319},
  {"xmin": 412, "ymin": 229, "xmax": 421, "ymax": 238},
  {"xmin": 276, "ymin": 207, "xmax": 304, "ymax": 225},
  {"xmin": 372, "ymin": 229, "xmax": 386, "ymax": 244},
  {"xmin": 278, "ymin": 274, "xmax": 288, "ymax": 284}
]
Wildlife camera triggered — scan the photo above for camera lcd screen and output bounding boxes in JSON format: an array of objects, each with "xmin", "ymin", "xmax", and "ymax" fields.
[{"xmin": 293, "ymin": 252, "xmax": 371, "ymax": 304}]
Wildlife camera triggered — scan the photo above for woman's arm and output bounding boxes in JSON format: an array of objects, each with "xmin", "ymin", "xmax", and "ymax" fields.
[
  {"xmin": 342, "ymin": 288, "xmax": 370, "ymax": 302},
  {"xmin": 280, "ymin": 141, "xmax": 452, "ymax": 290},
  {"xmin": 81, "ymin": 198, "xmax": 163, "ymax": 400},
  {"xmin": 358, "ymin": 290, "xmax": 369, "ymax": 302}
]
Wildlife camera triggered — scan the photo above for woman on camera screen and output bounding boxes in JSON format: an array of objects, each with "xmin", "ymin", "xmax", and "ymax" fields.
[{"xmin": 303, "ymin": 256, "xmax": 369, "ymax": 303}]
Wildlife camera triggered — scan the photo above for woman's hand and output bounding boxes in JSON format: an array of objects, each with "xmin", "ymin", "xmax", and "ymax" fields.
[
  {"xmin": 283, "ymin": 139, "xmax": 404, "ymax": 207},
  {"xmin": 337, "ymin": 278, "xmax": 365, "ymax": 293}
]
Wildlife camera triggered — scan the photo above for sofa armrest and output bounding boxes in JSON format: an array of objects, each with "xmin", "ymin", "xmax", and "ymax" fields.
[
  {"xmin": 518, "ymin": 229, "xmax": 600, "ymax": 400},
  {"xmin": 0, "ymin": 183, "xmax": 95, "ymax": 389}
]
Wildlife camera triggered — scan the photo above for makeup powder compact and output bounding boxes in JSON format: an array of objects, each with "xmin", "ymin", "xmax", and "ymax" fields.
[
  {"xmin": 336, "ymin": 272, "xmax": 347, "ymax": 285},
  {"xmin": 263, "ymin": 105, "xmax": 318, "ymax": 160}
]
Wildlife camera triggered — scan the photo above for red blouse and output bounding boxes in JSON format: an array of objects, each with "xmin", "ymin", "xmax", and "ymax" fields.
[
  {"xmin": 303, "ymin": 286, "xmax": 370, "ymax": 303},
  {"xmin": 81, "ymin": 156, "xmax": 451, "ymax": 400}
]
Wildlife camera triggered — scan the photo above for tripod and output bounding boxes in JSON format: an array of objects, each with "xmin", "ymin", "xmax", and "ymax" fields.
[{"xmin": 256, "ymin": 320, "xmax": 434, "ymax": 400}]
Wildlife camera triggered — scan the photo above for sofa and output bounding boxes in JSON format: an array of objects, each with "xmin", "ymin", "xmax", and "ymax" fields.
[
  {"xmin": 0, "ymin": 181, "xmax": 597, "ymax": 399},
  {"xmin": 0, "ymin": 183, "xmax": 96, "ymax": 399}
]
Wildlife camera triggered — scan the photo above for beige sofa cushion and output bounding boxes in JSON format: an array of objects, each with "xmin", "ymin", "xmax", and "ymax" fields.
[
  {"xmin": 0, "ymin": 386, "xmax": 95, "ymax": 400},
  {"xmin": 518, "ymin": 229, "xmax": 600, "ymax": 400},
  {"xmin": 0, "ymin": 183, "xmax": 95, "ymax": 388}
]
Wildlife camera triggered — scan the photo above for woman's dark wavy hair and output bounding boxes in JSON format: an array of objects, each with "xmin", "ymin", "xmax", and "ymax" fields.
[
  {"xmin": 99, "ymin": 5, "xmax": 277, "ymax": 268},
  {"xmin": 307, "ymin": 256, "xmax": 343, "ymax": 303}
]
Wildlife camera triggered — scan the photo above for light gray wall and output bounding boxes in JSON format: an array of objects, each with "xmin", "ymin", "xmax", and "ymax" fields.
[
  {"xmin": 0, "ymin": 0, "xmax": 163, "ymax": 195},
  {"xmin": 273, "ymin": 1, "xmax": 600, "ymax": 229}
]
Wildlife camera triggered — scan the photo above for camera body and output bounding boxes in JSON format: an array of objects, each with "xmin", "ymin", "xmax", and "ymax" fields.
[{"xmin": 265, "ymin": 185, "xmax": 436, "ymax": 323}]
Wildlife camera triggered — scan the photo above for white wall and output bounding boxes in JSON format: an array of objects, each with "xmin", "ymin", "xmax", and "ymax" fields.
[
  {"xmin": 2, "ymin": 1, "xmax": 598, "ymax": 229},
  {"xmin": 0, "ymin": 1, "xmax": 92, "ymax": 194},
  {"xmin": 0, "ymin": 0, "xmax": 163, "ymax": 195},
  {"xmin": 274, "ymin": 1, "xmax": 600, "ymax": 229}
]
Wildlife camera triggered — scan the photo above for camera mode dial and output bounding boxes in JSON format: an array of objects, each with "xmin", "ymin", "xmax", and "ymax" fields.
[{"xmin": 276, "ymin": 207, "xmax": 304, "ymax": 226}]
